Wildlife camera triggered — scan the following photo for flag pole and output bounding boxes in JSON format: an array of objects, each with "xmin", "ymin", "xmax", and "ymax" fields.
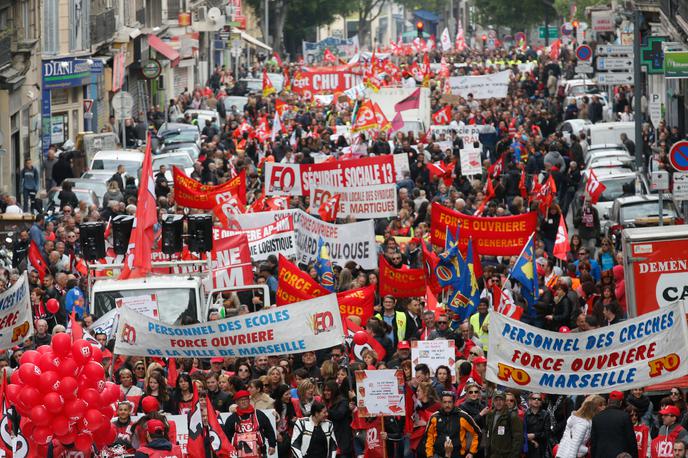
[{"xmin": 505, "ymin": 231, "xmax": 536, "ymax": 285}]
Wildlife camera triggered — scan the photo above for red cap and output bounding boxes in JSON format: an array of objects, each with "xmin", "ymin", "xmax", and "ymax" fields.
[
  {"xmin": 397, "ymin": 341, "xmax": 411, "ymax": 350},
  {"xmin": 234, "ymin": 390, "xmax": 250, "ymax": 401},
  {"xmin": 101, "ymin": 349, "xmax": 113, "ymax": 359},
  {"xmin": 147, "ymin": 419, "xmax": 165, "ymax": 435},
  {"xmin": 660, "ymin": 405, "xmax": 681, "ymax": 417},
  {"xmin": 141, "ymin": 396, "xmax": 160, "ymax": 414},
  {"xmin": 210, "ymin": 357, "xmax": 224, "ymax": 364},
  {"xmin": 473, "ymin": 356, "xmax": 487, "ymax": 364},
  {"xmin": 609, "ymin": 390, "xmax": 624, "ymax": 401}
]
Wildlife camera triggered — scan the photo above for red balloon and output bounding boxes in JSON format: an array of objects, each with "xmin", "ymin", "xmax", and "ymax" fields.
[
  {"xmin": 90, "ymin": 346, "xmax": 102, "ymax": 363},
  {"xmin": 56, "ymin": 357, "xmax": 78, "ymax": 378},
  {"xmin": 43, "ymin": 392, "xmax": 64, "ymax": 412},
  {"xmin": 37, "ymin": 352, "xmax": 61, "ymax": 373},
  {"xmin": 94, "ymin": 378, "xmax": 106, "ymax": 393},
  {"xmin": 32, "ymin": 426, "xmax": 53, "ymax": 445},
  {"xmin": 71, "ymin": 340, "xmax": 93, "ymax": 365},
  {"xmin": 46, "ymin": 298, "xmax": 60, "ymax": 314},
  {"xmin": 5, "ymin": 384, "xmax": 20, "ymax": 404},
  {"xmin": 20, "ymin": 418, "xmax": 34, "ymax": 437},
  {"xmin": 353, "ymin": 330, "xmax": 369, "ymax": 345},
  {"xmin": 56, "ymin": 430, "xmax": 76, "ymax": 445},
  {"xmin": 38, "ymin": 370, "xmax": 60, "ymax": 393},
  {"xmin": 559, "ymin": 326, "xmax": 571, "ymax": 333},
  {"xmin": 101, "ymin": 383, "xmax": 119, "ymax": 404},
  {"xmin": 74, "ymin": 433, "xmax": 92, "ymax": 451},
  {"xmin": 64, "ymin": 399, "xmax": 87, "ymax": 421},
  {"xmin": 84, "ymin": 409, "xmax": 104, "ymax": 431},
  {"xmin": 30, "ymin": 405, "xmax": 51, "ymax": 426},
  {"xmin": 17, "ymin": 387, "xmax": 41, "ymax": 409},
  {"xmin": 82, "ymin": 361, "xmax": 105, "ymax": 383},
  {"xmin": 36, "ymin": 344, "xmax": 52, "ymax": 354},
  {"xmin": 81, "ymin": 388, "xmax": 100, "ymax": 408},
  {"xmin": 52, "ymin": 415, "xmax": 71, "ymax": 437},
  {"xmin": 52, "ymin": 332, "xmax": 72, "ymax": 357},
  {"xmin": 19, "ymin": 350, "xmax": 40, "ymax": 366},
  {"xmin": 9, "ymin": 370, "xmax": 22, "ymax": 385},
  {"xmin": 100, "ymin": 404, "xmax": 115, "ymax": 419},
  {"xmin": 18, "ymin": 363, "xmax": 41, "ymax": 387},
  {"xmin": 58, "ymin": 376, "xmax": 78, "ymax": 400}
]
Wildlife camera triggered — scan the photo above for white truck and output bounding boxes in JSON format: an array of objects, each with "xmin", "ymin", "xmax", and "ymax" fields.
[{"xmin": 587, "ymin": 121, "xmax": 635, "ymax": 146}]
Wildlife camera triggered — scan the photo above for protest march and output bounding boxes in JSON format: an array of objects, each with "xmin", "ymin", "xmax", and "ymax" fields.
[{"xmin": 0, "ymin": 5, "xmax": 687, "ymax": 458}]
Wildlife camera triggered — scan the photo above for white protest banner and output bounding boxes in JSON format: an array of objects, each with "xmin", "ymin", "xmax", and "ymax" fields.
[
  {"xmin": 355, "ymin": 370, "xmax": 406, "ymax": 417},
  {"xmin": 234, "ymin": 209, "xmax": 378, "ymax": 269},
  {"xmin": 0, "ymin": 273, "xmax": 32, "ymax": 350},
  {"xmin": 89, "ymin": 308, "xmax": 119, "ymax": 342},
  {"xmin": 411, "ymin": 340, "xmax": 457, "ymax": 382},
  {"xmin": 310, "ymin": 184, "xmax": 398, "ymax": 219},
  {"xmin": 430, "ymin": 125, "xmax": 481, "ymax": 149},
  {"xmin": 264, "ymin": 155, "xmax": 396, "ymax": 196},
  {"xmin": 460, "ymin": 147, "xmax": 482, "ymax": 176},
  {"xmin": 213, "ymin": 216, "xmax": 297, "ymax": 262},
  {"xmin": 487, "ymin": 301, "xmax": 688, "ymax": 394},
  {"xmin": 115, "ymin": 294, "xmax": 159, "ymax": 319},
  {"xmin": 114, "ymin": 294, "xmax": 345, "ymax": 357},
  {"xmin": 448, "ymin": 70, "xmax": 511, "ymax": 99}
]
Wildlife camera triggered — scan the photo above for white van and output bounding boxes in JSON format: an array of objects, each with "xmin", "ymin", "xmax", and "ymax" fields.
[
  {"xmin": 89, "ymin": 149, "xmax": 145, "ymax": 177},
  {"xmin": 587, "ymin": 122, "xmax": 635, "ymax": 146}
]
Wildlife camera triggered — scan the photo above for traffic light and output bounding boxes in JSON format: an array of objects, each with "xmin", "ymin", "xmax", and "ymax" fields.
[
  {"xmin": 416, "ymin": 21, "xmax": 424, "ymax": 38},
  {"xmin": 572, "ymin": 20, "xmax": 579, "ymax": 39},
  {"xmin": 481, "ymin": 34, "xmax": 487, "ymax": 47}
]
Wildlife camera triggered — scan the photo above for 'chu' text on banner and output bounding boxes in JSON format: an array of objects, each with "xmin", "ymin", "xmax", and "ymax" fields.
[{"xmin": 487, "ymin": 301, "xmax": 688, "ymax": 394}]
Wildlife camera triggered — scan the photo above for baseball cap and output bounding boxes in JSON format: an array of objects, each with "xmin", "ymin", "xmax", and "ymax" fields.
[
  {"xmin": 609, "ymin": 390, "xmax": 624, "ymax": 401},
  {"xmin": 234, "ymin": 390, "xmax": 250, "ymax": 401},
  {"xmin": 493, "ymin": 390, "xmax": 506, "ymax": 400},
  {"xmin": 210, "ymin": 357, "xmax": 224, "ymax": 364},
  {"xmin": 147, "ymin": 419, "xmax": 165, "ymax": 435},
  {"xmin": 473, "ymin": 356, "xmax": 487, "ymax": 364},
  {"xmin": 660, "ymin": 405, "xmax": 681, "ymax": 417},
  {"xmin": 397, "ymin": 341, "xmax": 411, "ymax": 350}
]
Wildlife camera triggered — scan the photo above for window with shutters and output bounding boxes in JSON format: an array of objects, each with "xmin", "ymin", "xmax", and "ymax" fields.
[
  {"xmin": 42, "ymin": 0, "xmax": 59, "ymax": 54},
  {"xmin": 167, "ymin": 0, "xmax": 181, "ymax": 21}
]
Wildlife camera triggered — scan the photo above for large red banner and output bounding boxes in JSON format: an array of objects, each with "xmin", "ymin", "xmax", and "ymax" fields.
[
  {"xmin": 430, "ymin": 203, "xmax": 538, "ymax": 256},
  {"xmin": 173, "ymin": 167, "xmax": 246, "ymax": 209},
  {"xmin": 264, "ymin": 155, "xmax": 396, "ymax": 196},
  {"xmin": 291, "ymin": 70, "xmax": 363, "ymax": 97},
  {"xmin": 208, "ymin": 232, "xmax": 253, "ymax": 289},
  {"xmin": 378, "ymin": 255, "xmax": 426, "ymax": 298}
]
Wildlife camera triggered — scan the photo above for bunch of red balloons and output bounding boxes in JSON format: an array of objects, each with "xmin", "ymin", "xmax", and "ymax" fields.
[{"xmin": 7, "ymin": 333, "xmax": 119, "ymax": 451}]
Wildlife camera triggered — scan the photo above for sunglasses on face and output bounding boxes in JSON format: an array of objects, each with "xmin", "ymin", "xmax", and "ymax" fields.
[
  {"xmin": 468, "ymin": 390, "xmax": 480, "ymax": 394},
  {"xmin": 530, "ymin": 397, "xmax": 541, "ymax": 401}
]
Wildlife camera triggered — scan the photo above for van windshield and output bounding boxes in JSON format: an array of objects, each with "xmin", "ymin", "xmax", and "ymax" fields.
[{"xmin": 93, "ymin": 288, "xmax": 197, "ymax": 325}]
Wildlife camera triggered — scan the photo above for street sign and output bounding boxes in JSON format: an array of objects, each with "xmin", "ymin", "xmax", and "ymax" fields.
[
  {"xmin": 596, "ymin": 72, "xmax": 634, "ymax": 84},
  {"xmin": 596, "ymin": 44, "xmax": 633, "ymax": 55},
  {"xmin": 665, "ymin": 51, "xmax": 688, "ymax": 79},
  {"xmin": 673, "ymin": 172, "xmax": 688, "ymax": 200},
  {"xmin": 649, "ymin": 93, "xmax": 663, "ymax": 128},
  {"xmin": 596, "ymin": 57, "xmax": 634, "ymax": 70},
  {"xmin": 83, "ymin": 99, "xmax": 93, "ymax": 113},
  {"xmin": 651, "ymin": 171, "xmax": 670, "ymax": 192},
  {"xmin": 669, "ymin": 140, "xmax": 688, "ymax": 172},
  {"xmin": 575, "ymin": 64, "xmax": 594, "ymax": 74},
  {"xmin": 538, "ymin": 26, "xmax": 558, "ymax": 39},
  {"xmin": 561, "ymin": 22, "xmax": 574, "ymax": 36},
  {"xmin": 112, "ymin": 91, "xmax": 134, "ymax": 119},
  {"xmin": 575, "ymin": 45, "xmax": 593, "ymax": 61}
]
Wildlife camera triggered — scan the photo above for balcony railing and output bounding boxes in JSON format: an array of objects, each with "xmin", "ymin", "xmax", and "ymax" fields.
[{"xmin": 90, "ymin": 8, "xmax": 116, "ymax": 45}]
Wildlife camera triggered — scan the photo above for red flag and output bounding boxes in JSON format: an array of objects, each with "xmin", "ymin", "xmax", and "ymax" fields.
[
  {"xmin": 28, "ymin": 240, "xmax": 48, "ymax": 282},
  {"xmin": 390, "ymin": 111, "xmax": 404, "ymax": 133},
  {"xmin": 421, "ymin": 240, "xmax": 442, "ymax": 294},
  {"xmin": 487, "ymin": 156, "xmax": 504, "ymax": 179},
  {"xmin": 167, "ymin": 358, "xmax": 178, "ymax": 388},
  {"xmin": 432, "ymin": 105, "xmax": 452, "ymax": 125},
  {"xmin": 318, "ymin": 193, "xmax": 340, "ymax": 222},
  {"xmin": 378, "ymin": 255, "xmax": 426, "ymax": 297},
  {"xmin": 323, "ymin": 48, "xmax": 337, "ymax": 63},
  {"xmin": 119, "ymin": 134, "xmax": 157, "ymax": 280},
  {"xmin": 69, "ymin": 310, "xmax": 83, "ymax": 341},
  {"xmin": 205, "ymin": 395, "xmax": 234, "ymax": 457},
  {"xmin": 272, "ymin": 51, "xmax": 283, "ymax": 67},
  {"xmin": 549, "ymin": 39, "xmax": 561, "ymax": 60},
  {"xmin": 186, "ymin": 385, "xmax": 205, "ymax": 457},
  {"xmin": 492, "ymin": 283, "xmax": 524, "ymax": 320},
  {"xmin": 585, "ymin": 169, "xmax": 606, "ymax": 204},
  {"xmin": 535, "ymin": 174, "xmax": 557, "ymax": 215},
  {"xmin": 553, "ymin": 214, "xmax": 570, "ymax": 261},
  {"xmin": 427, "ymin": 161, "xmax": 453, "ymax": 187},
  {"xmin": 425, "ymin": 286, "xmax": 442, "ymax": 320},
  {"xmin": 394, "ymin": 87, "xmax": 421, "ymax": 112},
  {"xmin": 262, "ymin": 68, "xmax": 276, "ymax": 97},
  {"xmin": 474, "ymin": 178, "xmax": 495, "ymax": 216},
  {"xmin": 265, "ymin": 196, "xmax": 290, "ymax": 211}
]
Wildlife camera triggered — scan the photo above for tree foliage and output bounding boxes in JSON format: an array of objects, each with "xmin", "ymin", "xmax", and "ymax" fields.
[{"xmin": 474, "ymin": 0, "xmax": 557, "ymax": 29}]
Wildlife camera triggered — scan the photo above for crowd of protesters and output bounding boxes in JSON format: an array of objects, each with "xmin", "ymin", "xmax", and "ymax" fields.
[{"xmin": 0, "ymin": 29, "xmax": 686, "ymax": 458}]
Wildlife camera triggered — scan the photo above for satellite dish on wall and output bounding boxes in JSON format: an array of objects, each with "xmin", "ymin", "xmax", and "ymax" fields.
[{"xmin": 207, "ymin": 7, "xmax": 222, "ymax": 23}]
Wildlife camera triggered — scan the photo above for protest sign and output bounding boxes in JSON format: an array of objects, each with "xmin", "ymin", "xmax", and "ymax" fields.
[
  {"xmin": 205, "ymin": 232, "xmax": 253, "ymax": 290},
  {"xmin": 393, "ymin": 153, "xmax": 411, "ymax": 182},
  {"xmin": 378, "ymin": 255, "xmax": 426, "ymax": 297},
  {"xmin": 173, "ymin": 167, "xmax": 246, "ymax": 208},
  {"xmin": 309, "ymin": 183, "xmax": 398, "ymax": 219},
  {"xmin": 411, "ymin": 340, "xmax": 456, "ymax": 382},
  {"xmin": 431, "ymin": 203, "xmax": 537, "ymax": 256},
  {"xmin": 213, "ymin": 216, "xmax": 297, "ymax": 262},
  {"xmin": 487, "ymin": 301, "xmax": 688, "ymax": 394},
  {"xmin": 460, "ymin": 147, "xmax": 482, "ymax": 176},
  {"xmin": 429, "ymin": 125, "xmax": 481, "ymax": 149},
  {"xmin": 263, "ymin": 155, "xmax": 396, "ymax": 196},
  {"xmin": 302, "ymin": 36, "xmax": 359, "ymax": 63},
  {"xmin": 114, "ymin": 294, "xmax": 344, "ymax": 357},
  {"xmin": 115, "ymin": 294, "xmax": 158, "ymax": 319},
  {"xmin": 235, "ymin": 209, "xmax": 378, "ymax": 269},
  {"xmin": 355, "ymin": 370, "xmax": 406, "ymax": 417},
  {"xmin": 0, "ymin": 273, "xmax": 33, "ymax": 351},
  {"xmin": 448, "ymin": 70, "xmax": 511, "ymax": 99},
  {"xmin": 291, "ymin": 70, "xmax": 362, "ymax": 97}
]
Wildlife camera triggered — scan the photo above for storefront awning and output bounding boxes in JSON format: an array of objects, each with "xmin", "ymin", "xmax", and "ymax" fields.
[
  {"xmin": 148, "ymin": 34, "xmax": 180, "ymax": 67},
  {"xmin": 231, "ymin": 28, "xmax": 272, "ymax": 51}
]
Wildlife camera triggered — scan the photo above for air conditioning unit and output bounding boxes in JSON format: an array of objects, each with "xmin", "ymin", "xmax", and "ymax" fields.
[{"xmin": 195, "ymin": 6, "xmax": 207, "ymax": 23}]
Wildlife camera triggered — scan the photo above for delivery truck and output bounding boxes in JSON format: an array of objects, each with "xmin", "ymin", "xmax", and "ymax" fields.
[{"xmin": 621, "ymin": 225, "xmax": 688, "ymax": 317}]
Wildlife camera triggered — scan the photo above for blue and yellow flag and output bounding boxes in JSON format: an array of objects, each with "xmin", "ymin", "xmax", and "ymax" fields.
[
  {"xmin": 510, "ymin": 233, "xmax": 539, "ymax": 309},
  {"xmin": 315, "ymin": 237, "xmax": 335, "ymax": 292},
  {"xmin": 436, "ymin": 227, "xmax": 467, "ymax": 288}
]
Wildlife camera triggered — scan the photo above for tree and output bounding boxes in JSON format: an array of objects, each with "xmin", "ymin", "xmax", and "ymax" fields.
[
  {"xmin": 553, "ymin": 0, "xmax": 608, "ymax": 21},
  {"xmin": 355, "ymin": 0, "xmax": 387, "ymax": 49},
  {"xmin": 474, "ymin": 0, "xmax": 557, "ymax": 29}
]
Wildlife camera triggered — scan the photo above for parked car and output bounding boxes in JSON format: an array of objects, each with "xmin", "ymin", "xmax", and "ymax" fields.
[
  {"xmin": 605, "ymin": 195, "xmax": 683, "ymax": 243},
  {"xmin": 62, "ymin": 178, "xmax": 108, "ymax": 203},
  {"xmin": 158, "ymin": 143, "xmax": 201, "ymax": 161},
  {"xmin": 48, "ymin": 188, "xmax": 100, "ymax": 211},
  {"xmin": 152, "ymin": 151, "xmax": 195, "ymax": 183},
  {"xmin": 571, "ymin": 168, "xmax": 649, "ymax": 221},
  {"xmin": 89, "ymin": 150, "xmax": 144, "ymax": 178},
  {"xmin": 584, "ymin": 149, "xmax": 635, "ymax": 171},
  {"xmin": 558, "ymin": 119, "xmax": 592, "ymax": 145}
]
